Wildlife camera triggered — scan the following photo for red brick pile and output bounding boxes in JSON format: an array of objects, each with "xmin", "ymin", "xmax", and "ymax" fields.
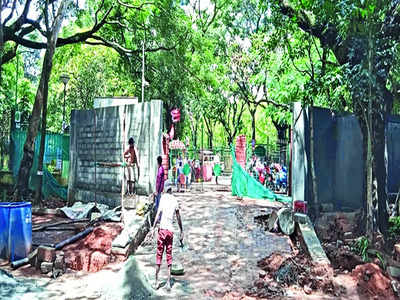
[{"xmin": 63, "ymin": 223, "xmax": 124, "ymax": 272}]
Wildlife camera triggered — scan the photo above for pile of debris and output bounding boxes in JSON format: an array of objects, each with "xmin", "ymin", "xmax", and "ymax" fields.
[
  {"xmin": 247, "ymin": 206, "xmax": 400, "ymax": 299},
  {"xmin": 7, "ymin": 197, "xmax": 155, "ymax": 279},
  {"xmin": 33, "ymin": 246, "xmax": 66, "ymax": 278},
  {"xmin": 248, "ymin": 251, "xmax": 339, "ymax": 298},
  {"xmin": 63, "ymin": 223, "xmax": 123, "ymax": 272},
  {"xmin": 316, "ymin": 211, "xmax": 400, "ymax": 299}
]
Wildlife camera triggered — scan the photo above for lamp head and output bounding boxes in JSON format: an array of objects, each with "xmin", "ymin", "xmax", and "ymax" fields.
[{"xmin": 60, "ymin": 74, "xmax": 70, "ymax": 85}]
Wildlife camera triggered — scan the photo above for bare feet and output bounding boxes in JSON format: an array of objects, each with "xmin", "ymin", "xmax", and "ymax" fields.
[
  {"xmin": 166, "ymin": 281, "xmax": 171, "ymax": 291},
  {"xmin": 152, "ymin": 280, "xmax": 159, "ymax": 290}
]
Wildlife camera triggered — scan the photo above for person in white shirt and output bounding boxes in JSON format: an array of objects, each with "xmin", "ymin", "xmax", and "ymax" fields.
[{"xmin": 152, "ymin": 181, "xmax": 184, "ymax": 291}]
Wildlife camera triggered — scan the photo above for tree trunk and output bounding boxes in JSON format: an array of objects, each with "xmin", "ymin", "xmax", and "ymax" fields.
[
  {"xmin": 250, "ymin": 109, "xmax": 256, "ymax": 143},
  {"xmin": 372, "ymin": 112, "xmax": 389, "ymax": 237},
  {"xmin": 203, "ymin": 116, "xmax": 213, "ymax": 149},
  {"xmin": 0, "ymin": 138, "xmax": 4, "ymax": 170},
  {"xmin": 193, "ymin": 123, "xmax": 198, "ymax": 148},
  {"xmin": 227, "ymin": 135, "xmax": 233, "ymax": 146},
  {"xmin": 14, "ymin": 0, "xmax": 67, "ymax": 200},
  {"xmin": 164, "ymin": 103, "xmax": 172, "ymax": 137},
  {"xmin": 34, "ymin": 92, "xmax": 49, "ymax": 206},
  {"xmin": 189, "ymin": 115, "xmax": 198, "ymax": 149},
  {"xmin": 309, "ymin": 105, "xmax": 320, "ymax": 220},
  {"xmin": 272, "ymin": 119, "xmax": 288, "ymax": 165},
  {"xmin": 9, "ymin": 108, "xmax": 15, "ymax": 172},
  {"xmin": 0, "ymin": 2, "xmax": 3, "ymax": 85}
]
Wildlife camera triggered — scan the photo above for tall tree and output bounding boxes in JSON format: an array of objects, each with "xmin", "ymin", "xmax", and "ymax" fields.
[
  {"xmin": 15, "ymin": 0, "xmax": 70, "ymax": 200},
  {"xmin": 274, "ymin": 0, "xmax": 400, "ymax": 237}
]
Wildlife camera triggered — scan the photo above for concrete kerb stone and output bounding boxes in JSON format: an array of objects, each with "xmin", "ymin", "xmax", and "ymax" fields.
[
  {"xmin": 127, "ymin": 206, "xmax": 156, "ymax": 256},
  {"xmin": 111, "ymin": 202, "xmax": 156, "ymax": 258},
  {"xmin": 296, "ymin": 215, "xmax": 330, "ymax": 265},
  {"xmin": 112, "ymin": 210, "xmax": 145, "ymax": 248}
]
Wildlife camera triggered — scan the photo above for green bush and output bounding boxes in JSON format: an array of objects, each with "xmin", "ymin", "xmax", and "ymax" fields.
[
  {"xmin": 389, "ymin": 216, "xmax": 400, "ymax": 240},
  {"xmin": 351, "ymin": 236, "xmax": 370, "ymax": 262}
]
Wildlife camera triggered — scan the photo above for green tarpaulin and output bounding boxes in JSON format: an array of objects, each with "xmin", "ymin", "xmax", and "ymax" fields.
[{"xmin": 231, "ymin": 148, "xmax": 291, "ymax": 203}]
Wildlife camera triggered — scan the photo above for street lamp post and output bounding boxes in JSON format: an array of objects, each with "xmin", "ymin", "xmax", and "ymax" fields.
[
  {"xmin": 141, "ymin": 33, "xmax": 145, "ymax": 103},
  {"xmin": 60, "ymin": 74, "xmax": 70, "ymax": 132}
]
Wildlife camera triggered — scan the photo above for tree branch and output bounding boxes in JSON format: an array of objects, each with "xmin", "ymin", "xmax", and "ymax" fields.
[
  {"xmin": 117, "ymin": 0, "xmax": 153, "ymax": 10},
  {"xmin": 25, "ymin": 18, "xmax": 47, "ymax": 38},
  {"xmin": 202, "ymin": 2, "xmax": 219, "ymax": 33},
  {"xmin": 278, "ymin": 0, "xmax": 342, "ymax": 57},
  {"xmin": 285, "ymin": 36, "xmax": 312, "ymax": 77},
  {"xmin": 257, "ymin": 97, "xmax": 290, "ymax": 110},
  {"xmin": 12, "ymin": 0, "xmax": 33, "ymax": 33},
  {"xmin": 95, "ymin": 0, "xmax": 106, "ymax": 25},
  {"xmin": 4, "ymin": 0, "xmax": 17, "ymax": 26}
]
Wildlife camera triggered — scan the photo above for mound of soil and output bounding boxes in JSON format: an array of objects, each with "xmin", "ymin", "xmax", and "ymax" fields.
[
  {"xmin": 64, "ymin": 223, "xmax": 123, "ymax": 272},
  {"xmin": 257, "ymin": 252, "xmax": 290, "ymax": 274},
  {"xmin": 251, "ymin": 252, "xmax": 340, "ymax": 298},
  {"xmin": 324, "ymin": 242, "xmax": 364, "ymax": 271},
  {"xmin": 352, "ymin": 263, "xmax": 396, "ymax": 300}
]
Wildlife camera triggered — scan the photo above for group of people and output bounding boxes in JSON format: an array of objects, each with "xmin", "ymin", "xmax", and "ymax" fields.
[
  {"xmin": 123, "ymin": 137, "xmax": 184, "ymax": 291},
  {"xmin": 248, "ymin": 155, "xmax": 288, "ymax": 192},
  {"xmin": 174, "ymin": 155, "xmax": 192, "ymax": 192},
  {"xmin": 174, "ymin": 155, "xmax": 208, "ymax": 190}
]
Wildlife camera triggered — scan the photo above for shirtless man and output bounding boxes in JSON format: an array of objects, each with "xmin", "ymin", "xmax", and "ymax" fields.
[{"xmin": 124, "ymin": 137, "xmax": 140, "ymax": 195}]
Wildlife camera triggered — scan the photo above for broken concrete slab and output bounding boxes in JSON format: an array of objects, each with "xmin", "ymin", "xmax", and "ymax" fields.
[
  {"xmin": 36, "ymin": 246, "xmax": 56, "ymax": 268},
  {"xmin": 387, "ymin": 266, "xmax": 400, "ymax": 279},
  {"xmin": 297, "ymin": 216, "xmax": 330, "ymax": 264},
  {"xmin": 112, "ymin": 211, "xmax": 145, "ymax": 249},
  {"xmin": 40, "ymin": 261, "xmax": 53, "ymax": 274},
  {"xmin": 277, "ymin": 208, "xmax": 295, "ymax": 235},
  {"xmin": 111, "ymin": 246, "xmax": 130, "ymax": 257},
  {"xmin": 395, "ymin": 244, "xmax": 400, "ymax": 262},
  {"xmin": 54, "ymin": 253, "xmax": 66, "ymax": 272},
  {"xmin": 122, "ymin": 196, "xmax": 137, "ymax": 210},
  {"xmin": 40, "ymin": 262, "xmax": 53, "ymax": 274},
  {"xmin": 127, "ymin": 207, "xmax": 156, "ymax": 256}
]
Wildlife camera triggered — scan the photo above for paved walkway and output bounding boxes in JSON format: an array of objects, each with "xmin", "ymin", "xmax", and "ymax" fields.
[
  {"xmin": 129, "ymin": 189, "xmax": 292, "ymax": 299},
  {"xmin": 1, "ymin": 187, "xmax": 292, "ymax": 300}
]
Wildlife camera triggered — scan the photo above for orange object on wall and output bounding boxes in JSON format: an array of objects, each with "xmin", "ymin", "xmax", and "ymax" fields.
[
  {"xmin": 162, "ymin": 154, "xmax": 169, "ymax": 180},
  {"xmin": 235, "ymin": 135, "xmax": 246, "ymax": 169}
]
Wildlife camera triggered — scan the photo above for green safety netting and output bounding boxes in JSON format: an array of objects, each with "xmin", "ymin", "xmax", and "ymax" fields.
[
  {"xmin": 10, "ymin": 129, "xmax": 69, "ymax": 200},
  {"xmin": 231, "ymin": 147, "xmax": 291, "ymax": 203}
]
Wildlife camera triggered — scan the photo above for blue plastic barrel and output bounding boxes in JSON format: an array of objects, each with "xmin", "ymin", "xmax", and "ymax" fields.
[
  {"xmin": 0, "ymin": 202, "xmax": 11, "ymax": 259},
  {"xmin": 0, "ymin": 202, "xmax": 32, "ymax": 262}
]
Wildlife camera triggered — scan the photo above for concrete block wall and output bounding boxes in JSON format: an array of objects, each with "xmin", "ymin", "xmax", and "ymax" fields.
[
  {"xmin": 292, "ymin": 102, "xmax": 400, "ymax": 211},
  {"xmin": 68, "ymin": 100, "xmax": 163, "ymax": 207}
]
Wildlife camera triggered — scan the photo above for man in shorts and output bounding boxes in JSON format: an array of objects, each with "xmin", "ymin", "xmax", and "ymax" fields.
[
  {"xmin": 152, "ymin": 181, "xmax": 184, "ymax": 291},
  {"xmin": 123, "ymin": 137, "xmax": 140, "ymax": 195}
]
